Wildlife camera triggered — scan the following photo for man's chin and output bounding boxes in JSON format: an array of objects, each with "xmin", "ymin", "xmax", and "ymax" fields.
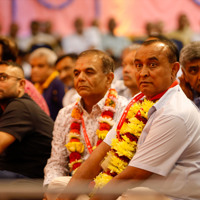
[{"xmin": 77, "ymin": 91, "xmax": 89, "ymax": 97}]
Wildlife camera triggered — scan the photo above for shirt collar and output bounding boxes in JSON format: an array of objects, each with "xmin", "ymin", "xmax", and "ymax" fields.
[
  {"xmin": 148, "ymin": 85, "xmax": 180, "ymax": 117},
  {"xmin": 77, "ymin": 89, "xmax": 110, "ymax": 114}
]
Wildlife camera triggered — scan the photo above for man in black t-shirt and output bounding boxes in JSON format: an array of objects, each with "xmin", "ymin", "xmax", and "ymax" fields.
[{"xmin": 0, "ymin": 61, "xmax": 54, "ymax": 179}]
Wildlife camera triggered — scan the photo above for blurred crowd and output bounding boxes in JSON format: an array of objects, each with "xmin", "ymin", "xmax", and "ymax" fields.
[
  {"xmin": 1, "ymin": 13, "xmax": 200, "ymax": 77},
  {"xmin": 0, "ymin": 13, "xmax": 199, "ymax": 121}
]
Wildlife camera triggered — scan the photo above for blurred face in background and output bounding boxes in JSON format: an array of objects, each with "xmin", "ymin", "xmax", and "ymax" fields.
[
  {"xmin": 122, "ymin": 50, "xmax": 138, "ymax": 90},
  {"xmin": 183, "ymin": 59, "xmax": 200, "ymax": 93},
  {"xmin": 56, "ymin": 56, "xmax": 76, "ymax": 88},
  {"xmin": 74, "ymin": 18, "xmax": 84, "ymax": 34},
  {"xmin": 30, "ymin": 55, "xmax": 52, "ymax": 84}
]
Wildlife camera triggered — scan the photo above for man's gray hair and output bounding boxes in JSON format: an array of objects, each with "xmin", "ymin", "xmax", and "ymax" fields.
[
  {"xmin": 180, "ymin": 41, "xmax": 200, "ymax": 68},
  {"xmin": 29, "ymin": 47, "xmax": 57, "ymax": 67},
  {"xmin": 78, "ymin": 49, "xmax": 115, "ymax": 73}
]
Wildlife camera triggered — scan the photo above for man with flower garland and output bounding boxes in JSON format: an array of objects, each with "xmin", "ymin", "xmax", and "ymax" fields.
[
  {"xmin": 58, "ymin": 39, "xmax": 200, "ymax": 200},
  {"xmin": 43, "ymin": 49, "xmax": 128, "ymax": 198}
]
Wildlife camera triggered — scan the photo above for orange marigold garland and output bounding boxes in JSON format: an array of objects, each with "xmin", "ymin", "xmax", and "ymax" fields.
[
  {"xmin": 95, "ymin": 88, "xmax": 117, "ymax": 148},
  {"xmin": 65, "ymin": 89, "xmax": 118, "ymax": 174},
  {"xmin": 65, "ymin": 102, "xmax": 84, "ymax": 173}
]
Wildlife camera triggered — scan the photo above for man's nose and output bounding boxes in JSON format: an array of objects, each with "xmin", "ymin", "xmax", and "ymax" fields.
[
  {"xmin": 140, "ymin": 65, "xmax": 149, "ymax": 77},
  {"xmin": 123, "ymin": 64, "xmax": 130, "ymax": 73},
  {"xmin": 59, "ymin": 71, "xmax": 65, "ymax": 80},
  {"xmin": 31, "ymin": 66, "xmax": 38, "ymax": 73},
  {"xmin": 77, "ymin": 72, "xmax": 86, "ymax": 80}
]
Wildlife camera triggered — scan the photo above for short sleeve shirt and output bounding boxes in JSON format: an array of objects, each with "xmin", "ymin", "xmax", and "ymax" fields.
[
  {"xmin": 104, "ymin": 86, "xmax": 200, "ymax": 199},
  {"xmin": 0, "ymin": 94, "xmax": 54, "ymax": 178}
]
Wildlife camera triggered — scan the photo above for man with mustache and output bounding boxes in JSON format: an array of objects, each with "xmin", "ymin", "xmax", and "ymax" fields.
[
  {"xmin": 179, "ymin": 41, "xmax": 200, "ymax": 109},
  {"xmin": 43, "ymin": 49, "xmax": 128, "ymax": 199}
]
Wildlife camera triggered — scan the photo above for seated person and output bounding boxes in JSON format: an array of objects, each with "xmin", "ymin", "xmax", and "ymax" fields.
[
  {"xmin": 55, "ymin": 53, "xmax": 80, "ymax": 107},
  {"xmin": 0, "ymin": 35, "xmax": 50, "ymax": 115},
  {"xmin": 29, "ymin": 47, "xmax": 65, "ymax": 120},
  {"xmin": 58, "ymin": 39, "xmax": 200, "ymax": 200},
  {"xmin": 179, "ymin": 41, "xmax": 200, "ymax": 109},
  {"xmin": 0, "ymin": 61, "xmax": 54, "ymax": 179},
  {"xmin": 113, "ymin": 44, "xmax": 141, "ymax": 99},
  {"xmin": 43, "ymin": 49, "xmax": 128, "ymax": 199}
]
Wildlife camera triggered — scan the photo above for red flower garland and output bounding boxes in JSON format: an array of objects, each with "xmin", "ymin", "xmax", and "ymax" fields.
[{"xmin": 65, "ymin": 89, "xmax": 118, "ymax": 174}]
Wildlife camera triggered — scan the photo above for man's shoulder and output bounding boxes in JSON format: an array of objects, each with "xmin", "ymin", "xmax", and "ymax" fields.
[
  {"xmin": 2, "ymin": 94, "xmax": 53, "ymax": 128},
  {"xmin": 7, "ymin": 94, "xmax": 34, "ymax": 108},
  {"xmin": 8, "ymin": 94, "xmax": 50, "ymax": 116},
  {"xmin": 155, "ymin": 86, "xmax": 200, "ymax": 119}
]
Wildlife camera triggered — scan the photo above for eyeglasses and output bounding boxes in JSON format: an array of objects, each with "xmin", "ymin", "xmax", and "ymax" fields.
[{"xmin": 0, "ymin": 73, "xmax": 22, "ymax": 82}]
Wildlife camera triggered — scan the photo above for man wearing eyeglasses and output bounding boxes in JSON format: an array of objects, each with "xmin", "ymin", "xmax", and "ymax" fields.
[{"xmin": 0, "ymin": 61, "xmax": 54, "ymax": 179}]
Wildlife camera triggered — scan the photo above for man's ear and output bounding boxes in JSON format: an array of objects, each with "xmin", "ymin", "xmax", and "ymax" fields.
[
  {"xmin": 17, "ymin": 79, "xmax": 26, "ymax": 97},
  {"xmin": 106, "ymin": 72, "xmax": 114, "ymax": 87},
  {"xmin": 171, "ymin": 62, "xmax": 180, "ymax": 79},
  {"xmin": 18, "ymin": 79, "xmax": 26, "ymax": 92}
]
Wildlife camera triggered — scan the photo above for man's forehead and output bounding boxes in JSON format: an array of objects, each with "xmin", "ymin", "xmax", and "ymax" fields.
[
  {"xmin": 57, "ymin": 57, "xmax": 75, "ymax": 67},
  {"xmin": 30, "ymin": 54, "xmax": 47, "ymax": 62},
  {"xmin": 135, "ymin": 43, "xmax": 166, "ymax": 59},
  {"xmin": 61, "ymin": 56, "xmax": 74, "ymax": 63},
  {"xmin": 186, "ymin": 59, "xmax": 200, "ymax": 65},
  {"xmin": 0, "ymin": 65, "xmax": 22, "ymax": 75},
  {"xmin": 77, "ymin": 54, "xmax": 101, "ymax": 62},
  {"xmin": 185, "ymin": 61, "xmax": 200, "ymax": 71},
  {"xmin": 76, "ymin": 55, "xmax": 101, "ymax": 67},
  {"xmin": 74, "ymin": 64, "xmax": 97, "ymax": 71}
]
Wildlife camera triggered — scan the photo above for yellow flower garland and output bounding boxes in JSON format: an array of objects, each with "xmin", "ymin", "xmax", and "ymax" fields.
[{"xmin": 93, "ymin": 99, "xmax": 155, "ymax": 189}]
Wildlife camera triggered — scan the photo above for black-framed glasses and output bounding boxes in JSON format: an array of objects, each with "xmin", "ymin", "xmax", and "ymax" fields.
[{"xmin": 0, "ymin": 73, "xmax": 22, "ymax": 82}]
